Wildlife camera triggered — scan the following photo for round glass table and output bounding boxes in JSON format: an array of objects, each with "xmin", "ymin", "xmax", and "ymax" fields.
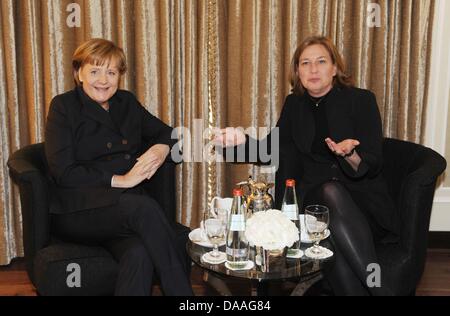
[{"xmin": 187, "ymin": 240, "xmax": 334, "ymax": 296}]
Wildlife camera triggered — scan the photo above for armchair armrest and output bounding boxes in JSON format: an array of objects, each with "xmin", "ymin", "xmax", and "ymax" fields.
[
  {"xmin": 397, "ymin": 146, "xmax": 446, "ymax": 252},
  {"xmin": 7, "ymin": 143, "xmax": 51, "ymax": 281}
]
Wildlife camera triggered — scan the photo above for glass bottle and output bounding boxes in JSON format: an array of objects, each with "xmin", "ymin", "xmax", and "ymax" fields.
[
  {"xmin": 226, "ymin": 188, "xmax": 249, "ymax": 269},
  {"xmin": 281, "ymin": 179, "xmax": 301, "ymax": 256}
]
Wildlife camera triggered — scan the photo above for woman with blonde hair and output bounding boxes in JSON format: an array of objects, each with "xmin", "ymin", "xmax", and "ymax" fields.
[{"xmin": 45, "ymin": 38, "xmax": 193, "ymax": 296}]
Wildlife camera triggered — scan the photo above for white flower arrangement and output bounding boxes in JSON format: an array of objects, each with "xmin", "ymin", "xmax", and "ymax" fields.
[{"xmin": 244, "ymin": 209, "xmax": 299, "ymax": 251}]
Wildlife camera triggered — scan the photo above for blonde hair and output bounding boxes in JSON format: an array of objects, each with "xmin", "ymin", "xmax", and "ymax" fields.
[
  {"xmin": 72, "ymin": 38, "xmax": 127, "ymax": 85},
  {"xmin": 289, "ymin": 36, "xmax": 353, "ymax": 96}
]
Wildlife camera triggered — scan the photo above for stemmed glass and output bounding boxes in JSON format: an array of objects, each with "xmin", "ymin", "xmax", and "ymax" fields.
[
  {"xmin": 304, "ymin": 205, "xmax": 330, "ymax": 257},
  {"xmin": 203, "ymin": 211, "xmax": 226, "ymax": 263},
  {"xmin": 213, "ymin": 207, "xmax": 229, "ymax": 237}
]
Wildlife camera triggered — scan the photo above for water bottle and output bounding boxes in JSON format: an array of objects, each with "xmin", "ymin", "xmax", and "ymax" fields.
[
  {"xmin": 226, "ymin": 188, "xmax": 249, "ymax": 268},
  {"xmin": 281, "ymin": 179, "xmax": 301, "ymax": 255}
]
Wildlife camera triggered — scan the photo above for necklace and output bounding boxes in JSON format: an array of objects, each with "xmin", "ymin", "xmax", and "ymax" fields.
[{"xmin": 309, "ymin": 95, "xmax": 325, "ymax": 107}]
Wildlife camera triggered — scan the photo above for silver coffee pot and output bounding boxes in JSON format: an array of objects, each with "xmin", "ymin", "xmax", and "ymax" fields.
[{"xmin": 237, "ymin": 176, "xmax": 274, "ymax": 215}]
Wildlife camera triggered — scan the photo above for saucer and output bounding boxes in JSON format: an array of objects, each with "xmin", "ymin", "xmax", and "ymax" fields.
[
  {"xmin": 189, "ymin": 228, "xmax": 226, "ymax": 248},
  {"xmin": 286, "ymin": 249, "xmax": 304, "ymax": 259},
  {"xmin": 225, "ymin": 260, "xmax": 255, "ymax": 271},
  {"xmin": 304, "ymin": 246, "xmax": 334, "ymax": 259},
  {"xmin": 201, "ymin": 252, "xmax": 227, "ymax": 264},
  {"xmin": 299, "ymin": 214, "xmax": 331, "ymax": 243}
]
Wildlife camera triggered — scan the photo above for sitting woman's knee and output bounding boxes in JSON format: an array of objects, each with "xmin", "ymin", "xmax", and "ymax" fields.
[
  {"xmin": 319, "ymin": 180, "xmax": 347, "ymax": 201},
  {"xmin": 122, "ymin": 243, "xmax": 151, "ymax": 265}
]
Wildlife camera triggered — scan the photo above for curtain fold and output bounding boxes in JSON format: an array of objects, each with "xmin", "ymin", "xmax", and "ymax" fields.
[{"xmin": 0, "ymin": 0, "xmax": 435, "ymax": 265}]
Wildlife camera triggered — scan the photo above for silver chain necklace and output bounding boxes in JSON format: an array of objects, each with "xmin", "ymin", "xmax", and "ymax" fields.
[{"xmin": 310, "ymin": 95, "xmax": 326, "ymax": 107}]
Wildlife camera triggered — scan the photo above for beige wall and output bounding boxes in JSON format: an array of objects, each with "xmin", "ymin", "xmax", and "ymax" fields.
[
  {"xmin": 445, "ymin": 88, "xmax": 450, "ymax": 187},
  {"xmin": 426, "ymin": 0, "xmax": 450, "ymax": 231}
]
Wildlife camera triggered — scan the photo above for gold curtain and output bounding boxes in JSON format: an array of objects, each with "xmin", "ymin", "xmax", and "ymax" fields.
[{"xmin": 0, "ymin": 0, "xmax": 435, "ymax": 265}]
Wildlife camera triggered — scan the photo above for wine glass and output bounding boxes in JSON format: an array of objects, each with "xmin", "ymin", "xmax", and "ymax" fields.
[
  {"xmin": 213, "ymin": 207, "xmax": 229, "ymax": 236},
  {"xmin": 203, "ymin": 212, "xmax": 226, "ymax": 263},
  {"xmin": 304, "ymin": 205, "xmax": 329, "ymax": 257}
]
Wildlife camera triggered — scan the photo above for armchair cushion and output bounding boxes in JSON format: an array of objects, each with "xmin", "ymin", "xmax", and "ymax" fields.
[{"xmin": 33, "ymin": 243, "xmax": 118, "ymax": 296}]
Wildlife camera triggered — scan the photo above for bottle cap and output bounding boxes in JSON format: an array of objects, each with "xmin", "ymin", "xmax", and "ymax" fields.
[
  {"xmin": 232, "ymin": 188, "xmax": 243, "ymax": 196},
  {"xmin": 286, "ymin": 179, "xmax": 295, "ymax": 187}
]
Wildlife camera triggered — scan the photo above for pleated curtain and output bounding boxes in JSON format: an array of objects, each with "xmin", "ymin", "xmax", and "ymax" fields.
[{"xmin": 0, "ymin": 0, "xmax": 434, "ymax": 265}]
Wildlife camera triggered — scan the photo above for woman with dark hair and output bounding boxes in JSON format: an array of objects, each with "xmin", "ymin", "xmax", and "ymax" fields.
[
  {"xmin": 45, "ymin": 38, "xmax": 193, "ymax": 296},
  {"xmin": 215, "ymin": 36, "xmax": 399, "ymax": 295}
]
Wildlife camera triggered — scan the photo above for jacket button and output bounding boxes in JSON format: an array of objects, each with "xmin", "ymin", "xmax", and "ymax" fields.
[
  {"xmin": 122, "ymin": 139, "xmax": 128, "ymax": 145},
  {"xmin": 107, "ymin": 142, "xmax": 112, "ymax": 149},
  {"xmin": 124, "ymin": 154, "xmax": 131, "ymax": 160}
]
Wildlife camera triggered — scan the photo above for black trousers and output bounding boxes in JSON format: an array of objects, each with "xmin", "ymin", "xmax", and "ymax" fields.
[
  {"xmin": 304, "ymin": 180, "xmax": 395, "ymax": 296},
  {"xmin": 51, "ymin": 190, "xmax": 193, "ymax": 296}
]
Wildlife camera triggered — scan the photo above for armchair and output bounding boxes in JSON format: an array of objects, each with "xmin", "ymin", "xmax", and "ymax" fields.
[
  {"xmin": 275, "ymin": 137, "xmax": 446, "ymax": 295},
  {"xmin": 7, "ymin": 142, "xmax": 190, "ymax": 295},
  {"xmin": 377, "ymin": 138, "xmax": 446, "ymax": 295}
]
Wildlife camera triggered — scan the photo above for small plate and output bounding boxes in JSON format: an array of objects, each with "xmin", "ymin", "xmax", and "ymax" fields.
[
  {"xmin": 189, "ymin": 228, "xmax": 226, "ymax": 248},
  {"xmin": 225, "ymin": 260, "xmax": 254, "ymax": 271},
  {"xmin": 299, "ymin": 214, "xmax": 331, "ymax": 243}
]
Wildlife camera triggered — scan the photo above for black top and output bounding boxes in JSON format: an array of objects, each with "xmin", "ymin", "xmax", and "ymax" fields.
[
  {"xmin": 45, "ymin": 86, "xmax": 177, "ymax": 213},
  {"xmin": 306, "ymin": 90, "xmax": 335, "ymax": 161},
  {"xmin": 238, "ymin": 86, "xmax": 400, "ymax": 242}
]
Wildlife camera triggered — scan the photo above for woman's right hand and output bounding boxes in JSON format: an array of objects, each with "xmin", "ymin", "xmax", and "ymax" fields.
[
  {"xmin": 111, "ymin": 160, "xmax": 150, "ymax": 188},
  {"xmin": 212, "ymin": 127, "xmax": 247, "ymax": 147}
]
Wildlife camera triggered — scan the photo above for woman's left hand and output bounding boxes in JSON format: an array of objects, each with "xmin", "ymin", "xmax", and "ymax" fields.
[
  {"xmin": 136, "ymin": 144, "xmax": 170, "ymax": 179},
  {"xmin": 325, "ymin": 138, "xmax": 359, "ymax": 157}
]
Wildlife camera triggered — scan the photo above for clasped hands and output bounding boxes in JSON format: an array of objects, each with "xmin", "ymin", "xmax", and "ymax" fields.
[{"xmin": 112, "ymin": 144, "xmax": 170, "ymax": 188}]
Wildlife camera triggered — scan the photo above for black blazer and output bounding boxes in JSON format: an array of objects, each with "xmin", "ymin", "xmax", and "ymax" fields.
[
  {"xmin": 45, "ymin": 86, "xmax": 177, "ymax": 214},
  {"xmin": 243, "ymin": 86, "xmax": 399, "ymax": 239}
]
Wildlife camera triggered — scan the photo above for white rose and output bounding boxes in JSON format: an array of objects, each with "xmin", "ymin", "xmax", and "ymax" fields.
[{"xmin": 245, "ymin": 209, "xmax": 299, "ymax": 251}]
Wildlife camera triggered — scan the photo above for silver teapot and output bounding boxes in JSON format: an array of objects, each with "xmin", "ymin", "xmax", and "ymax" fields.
[{"xmin": 237, "ymin": 176, "xmax": 274, "ymax": 215}]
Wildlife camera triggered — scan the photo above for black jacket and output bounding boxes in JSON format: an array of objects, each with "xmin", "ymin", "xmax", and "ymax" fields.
[
  {"xmin": 241, "ymin": 86, "xmax": 399, "ymax": 239},
  {"xmin": 45, "ymin": 86, "xmax": 177, "ymax": 214}
]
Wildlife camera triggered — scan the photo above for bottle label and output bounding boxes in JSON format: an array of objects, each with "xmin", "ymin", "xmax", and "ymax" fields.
[
  {"xmin": 282, "ymin": 204, "xmax": 298, "ymax": 220},
  {"xmin": 229, "ymin": 214, "xmax": 245, "ymax": 231},
  {"xmin": 226, "ymin": 248, "xmax": 247, "ymax": 257}
]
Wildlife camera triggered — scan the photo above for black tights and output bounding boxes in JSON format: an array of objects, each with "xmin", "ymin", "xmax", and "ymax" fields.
[{"xmin": 305, "ymin": 180, "xmax": 392, "ymax": 296}]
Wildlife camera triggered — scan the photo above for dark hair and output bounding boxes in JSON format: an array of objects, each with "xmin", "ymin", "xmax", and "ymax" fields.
[
  {"xmin": 72, "ymin": 38, "xmax": 127, "ymax": 85},
  {"xmin": 289, "ymin": 36, "xmax": 354, "ymax": 95}
]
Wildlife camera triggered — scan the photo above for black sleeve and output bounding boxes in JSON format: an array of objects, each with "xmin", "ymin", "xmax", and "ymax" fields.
[
  {"xmin": 140, "ymin": 104, "xmax": 177, "ymax": 150},
  {"xmin": 45, "ymin": 96, "xmax": 113, "ymax": 187},
  {"xmin": 336, "ymin": 90, "xmax": 383, "ymax": 178}
]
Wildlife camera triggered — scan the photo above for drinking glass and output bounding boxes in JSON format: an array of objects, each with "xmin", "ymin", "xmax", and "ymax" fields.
[
  {"xmin": 304, "ymin": 205, "xmax": 330, "ymax": 256},
  {"xmin": 204, "ymin": 212, "xmax": 226, "ymax": 262},
  {"xmin": 213, "ymin": 207, "xmax": 229, "ymax": 236}
]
